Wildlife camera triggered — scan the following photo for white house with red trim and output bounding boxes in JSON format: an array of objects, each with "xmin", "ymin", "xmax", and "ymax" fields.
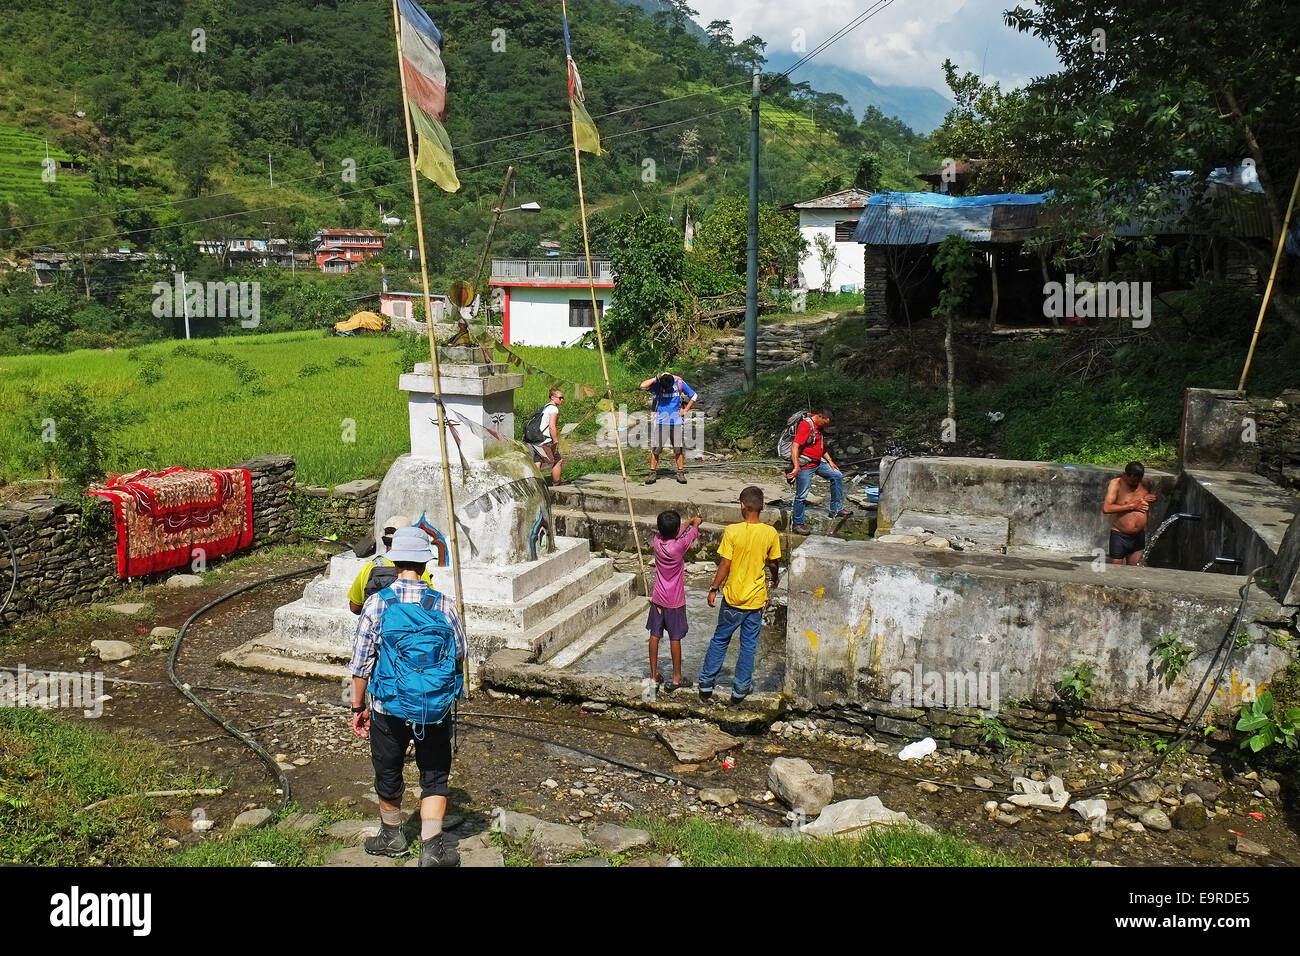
[
  {"xmin": 489, "ymin": 258, "xmax": 614, "ymax": 347},
  {"xmin": 787, "ymin": 188, "xmax": 871, "ymax": 292}
]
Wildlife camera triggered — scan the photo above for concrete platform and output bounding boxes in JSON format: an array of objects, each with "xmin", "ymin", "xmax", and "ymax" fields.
[
  {"xmin": 558, "ymin": 585, "xmax": 786, "ymax": 695},
  {"xmin": 892, "ymin": 510, "xmax": 1010, "ymax": 550}
]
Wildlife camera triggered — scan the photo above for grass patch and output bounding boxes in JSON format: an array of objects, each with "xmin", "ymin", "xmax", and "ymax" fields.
[
  {"xmin": 168, "ymin": 823, "xmax": 316, "ymax": 868},
  {"xmin": 0, "ymin": 708, "xmax": 216, "ymax": 865},
  {"xmin": 0, "ymin": 598, "xmax": 153, "ymax": 649},
  {"xmin": 0, "ymin": 333, "xmax": 652, "ymax": 488},
  {"xmin": 633, "ymin": 815, "xmax": 1028, "ymax": 867}
]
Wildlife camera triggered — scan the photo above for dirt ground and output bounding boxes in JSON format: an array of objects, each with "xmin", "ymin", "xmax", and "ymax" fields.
[{"xmin": 3, "ymin": 554, "xmax": 1297, "ymax": 866}]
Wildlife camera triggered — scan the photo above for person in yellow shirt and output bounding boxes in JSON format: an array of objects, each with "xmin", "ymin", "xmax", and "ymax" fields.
[
  {"xmin": 699, "ymin": 486, "xmax": 781, "ymax": 705},
  {"xmin": 348, "ymin": 515, "xmax": 430, "ymax": 613}
]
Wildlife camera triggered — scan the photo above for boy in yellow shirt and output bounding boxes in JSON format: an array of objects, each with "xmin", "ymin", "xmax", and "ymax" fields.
[{"xmin": 699, "ymin": 486, "xmax": 781, "ymax": 705}]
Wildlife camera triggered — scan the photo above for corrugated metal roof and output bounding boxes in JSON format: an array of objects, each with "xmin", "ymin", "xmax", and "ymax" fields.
[{"xmin": 852, "ymin": 191, "xmax": 1051, "ymax": 245}]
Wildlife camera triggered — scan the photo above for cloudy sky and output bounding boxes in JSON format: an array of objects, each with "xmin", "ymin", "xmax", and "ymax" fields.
[{"xmin": 688, "ymin": 0, "xmax": 1061, "ymax": 94}]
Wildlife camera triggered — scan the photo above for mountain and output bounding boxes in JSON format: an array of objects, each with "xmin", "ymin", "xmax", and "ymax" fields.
[{"xmin": 765, "ymin": 53, "xmax": 955, "ymax": 133}]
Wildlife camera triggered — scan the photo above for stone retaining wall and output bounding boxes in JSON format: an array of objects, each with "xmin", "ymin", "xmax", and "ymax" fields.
[
  {"xmin": 0, "ymin": 455, "xmax": 297, "ymax": 627},
  {"xmin": 1181, "ymin": 386, "xmax": 1300, "ymax": 490},
  {"xmin": 708, "ymin": 318, "xmax": 834, "ymax": 369},
  {"xmin": 293, "ymin": 478, "xmax": 380, "ymax": 543}
]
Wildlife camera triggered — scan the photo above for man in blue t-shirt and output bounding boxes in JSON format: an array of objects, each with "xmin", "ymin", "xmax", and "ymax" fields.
[{"xmin": 640, "ymin": 372, "xmax": 697, "ymax": 484}]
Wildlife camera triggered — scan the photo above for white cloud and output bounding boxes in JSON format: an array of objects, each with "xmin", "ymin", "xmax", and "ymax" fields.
[{"xmin": 689, "ymin": 0, "xmax": 1060, "ymax": 94}]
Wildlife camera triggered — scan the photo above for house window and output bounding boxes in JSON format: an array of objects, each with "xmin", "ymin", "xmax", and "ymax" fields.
[
  {"xmin": 392, "ymin": 301, "xmax": 409, "ymax": 319},
  {"xmin": 834, "ymin": 220, "xmax": 858, "ymax": 242},
  {"xmin": 568, "ymin": 298, "xmax": 603, "ymax": 327}
]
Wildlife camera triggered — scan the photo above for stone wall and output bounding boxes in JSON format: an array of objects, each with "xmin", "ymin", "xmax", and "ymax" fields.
[
  {"xmin": 293, "ymin": 478, "xmax": 380, "ymax": 543},
  {"xmin": 0, "ymin": 455, "xmax": 297, "ymax": 627},
  {"xmin": 785, "ymin": 536, "xmax": 1293, "ymax": 745},
  {"xmin": 1181, "ymin": 386, "xmax": 1300, "ymax": 490},
  {"xmin": 862, "ymin": 245, "xmax": 887, "ymax": 322},
  {"xmin": 707, "ymin": 317, "xmax": 834, "ymax": 370}
]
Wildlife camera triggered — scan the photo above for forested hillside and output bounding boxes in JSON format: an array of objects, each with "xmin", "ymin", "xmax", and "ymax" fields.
[{"xmin": 0, "ymin": 0, "xmax": 930, "ymax": 353}]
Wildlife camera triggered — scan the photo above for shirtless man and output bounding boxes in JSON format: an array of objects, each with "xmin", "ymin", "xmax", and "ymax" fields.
[{"xmin": 1102, "ymin": 461, "xmax": 1158, "ymax": 565}]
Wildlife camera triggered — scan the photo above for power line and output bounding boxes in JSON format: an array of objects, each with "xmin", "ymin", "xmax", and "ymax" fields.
[
  {"xmin": 8, "ymin": 82, "xmax": 754, "ymax": 236},
  {"xmin": 767, "ymin": 0, "xmax": 901, "ymax": 86}
]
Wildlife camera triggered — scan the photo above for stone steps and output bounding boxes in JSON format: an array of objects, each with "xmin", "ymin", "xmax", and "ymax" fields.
[
  {"xmin": 550, "ymin": 485, "xmax": 811, "ymax": 529},
  {"xmin": 475, "ymin": 568, "xmax": 640, "ymax": 661}
]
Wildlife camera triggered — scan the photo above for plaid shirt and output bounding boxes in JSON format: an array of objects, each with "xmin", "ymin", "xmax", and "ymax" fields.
[{"xmin": 349, "ymin": 578, "xmax": 466, "ymax": 716}]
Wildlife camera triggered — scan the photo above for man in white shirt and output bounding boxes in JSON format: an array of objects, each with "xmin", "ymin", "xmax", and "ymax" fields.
[{"xmin": 528, "ymin": 387, "xmax": 564, "ymax": 486}]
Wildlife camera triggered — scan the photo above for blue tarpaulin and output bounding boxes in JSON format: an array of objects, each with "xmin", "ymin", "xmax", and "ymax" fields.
[{"xmin": 852, "ymin": 191, "xmax": 1052, "ymax": 245}]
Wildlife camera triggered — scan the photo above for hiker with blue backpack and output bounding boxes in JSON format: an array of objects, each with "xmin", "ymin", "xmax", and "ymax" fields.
[
  {"xmin": 348, "ymin": 526, "xmax": 466, "ymax": 867},
  {"xmin": 640, "ymin": 372, "xmax": 697, "ymax": 484}
]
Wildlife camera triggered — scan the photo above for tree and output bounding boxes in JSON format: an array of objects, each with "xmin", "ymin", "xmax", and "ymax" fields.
[
  {"xmin": 695, "ymin": 195, "xmax": 806, "ymax": 285},
  {"xmin": 735, "ymin": 35, "xmax": 767, "ymax": 70},
  {"xmin": 813, "ymin": 233, "xmax": 838, "ymax": 294},
  {"xmin": 854, "ymin": 155, "xmax": 882, "ymax": 191},
  {"xmin": 936, "ymin": 1, "xmax": 1300, "ymax": 332},
  {"xmin": 171, "ymin": 126, "xmax": 228, "ymax": 197},
  {"xmin": 606, "ymin": 213, "xmax": 688, "ymax": 357},
  {"xmin": 932, "ymin": 237, "xmax": 978, "ymax": 426}
]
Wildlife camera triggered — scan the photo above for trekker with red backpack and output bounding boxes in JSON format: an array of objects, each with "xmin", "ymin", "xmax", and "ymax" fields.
[
  {"xmin": 349, "ymin": 526, "xmax": 466, "ymax": 868},
  {"xmin": 782, "ymin": 409, "xmax": 852, "ymax": 534}
]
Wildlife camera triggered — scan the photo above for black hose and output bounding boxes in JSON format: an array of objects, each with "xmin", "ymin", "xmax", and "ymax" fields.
[
  {"xmin": 458, "ymin": 716, "xmax": 787, "ymax": 819},
  {"xmin": 1070, "ymin": 565, "xmax": 1268, "ymax": 799},
  {"xmin": 168, "ymin": 562, "xmax": 325, "ymax": 825}
]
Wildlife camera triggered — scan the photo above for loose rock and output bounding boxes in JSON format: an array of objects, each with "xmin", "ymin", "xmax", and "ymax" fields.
[
  {"xmin": 231, "ymin": 808, "xmax": 273, "ymax": 832},
  {"xmin": 767, "ymin": 757, "xmax": 835, "ymax": 815},
  {"xmin": 656, "ymin": 722, "xmax": 742, "ymax": 763},
  {"xmin": 589, "ymin": 823, "xmax": 652, "ymax": 854},
  {"xmin": 699, "ymin": 787, "xmax": 740, "ymax": 808},
  {"xmin": 1137, "ymin": 808, "xmax": 1172, "ymax": 832},
  {"xmin": 90, "ymin": 640, "xmax": 137, "ymax": 663}
]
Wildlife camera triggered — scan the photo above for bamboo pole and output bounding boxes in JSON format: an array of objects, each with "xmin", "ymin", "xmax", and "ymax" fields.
[
  {"xmin": 1239, "ymin": 163, "xmax": 1300, "ymax": 391},
  {"xmin": 562, "ymin": 0, "xmax": 649, "ymax": 595},
  {"xmin": 391, "ymin": 0, "xmax": 470, "ymax": 695}
]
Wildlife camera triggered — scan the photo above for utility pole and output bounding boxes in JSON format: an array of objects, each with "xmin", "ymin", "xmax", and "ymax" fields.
[
  {"xmin": 744, "ymin": 64, "xmax": 760, "ymax": 392},
  {"xmin": 180, "ymin": 270, "xmax": 191, "ymax": 339},
  {"xmin": 268, "ymin": 153, "xmax": 273, "ymax": 186}
]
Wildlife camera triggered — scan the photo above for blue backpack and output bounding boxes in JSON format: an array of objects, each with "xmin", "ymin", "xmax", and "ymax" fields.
[{"xmin": 369, "ymin": 585, "xmax": 464, "ymax": 727}]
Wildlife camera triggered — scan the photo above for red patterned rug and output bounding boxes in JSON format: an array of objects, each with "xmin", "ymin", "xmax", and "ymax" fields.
[{"xmin": 88, "ymin": 467, "xmax": 254, "ymax": 578}]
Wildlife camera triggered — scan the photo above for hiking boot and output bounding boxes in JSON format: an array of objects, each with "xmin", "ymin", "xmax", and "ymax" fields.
[
  {"xmin": 792, "ymin": 525, "xmax": 811, "ymax": 535},
  {"xmin": 675, "ymin": 471, "xmax": 687, "ymax": 484},
  {"xmin": 644, "ymin": 472, "xmax": 658, "ymax": 484},
  {"xmin": 364, "ymin": 822, "xmax": 410, "ymax": 857},
  {"xmin": 726, "ymin": 694, "xmax": 747, "ymax": 707},
  {"xmin": 419, "ymin": 833, "xmax": 460, "ymax": 868},
  {"xmin": 698, "ymin": 687, "xmax": 713, "ymax": 702},
  {"xmin": 831, "ymin": 510, "xmax": 855, "ymax": 519}
]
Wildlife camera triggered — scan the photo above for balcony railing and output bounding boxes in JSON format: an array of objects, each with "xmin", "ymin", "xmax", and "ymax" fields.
[{"xmin": 490, "ymin": 258, "xmax": 614, "ymax": 283}]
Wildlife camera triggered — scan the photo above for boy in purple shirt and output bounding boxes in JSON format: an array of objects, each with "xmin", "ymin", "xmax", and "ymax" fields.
[{"xmin": 648, "ymin": 509, "xmax": 701, "ymax": 692}]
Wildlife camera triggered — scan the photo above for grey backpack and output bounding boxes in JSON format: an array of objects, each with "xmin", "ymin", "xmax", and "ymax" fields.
[{"xmin": 776, "ymin": 411, "xmax": 816, "ymax": 465}]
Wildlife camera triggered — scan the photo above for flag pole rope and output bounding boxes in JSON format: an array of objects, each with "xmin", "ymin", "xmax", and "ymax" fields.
[
  {"xmin": 391, "ymin": 0, "xmax": 471, "ymax": 697},
  {"xmin": 562, "ymin": 0, "xmax": 649, "ymax": 597}
]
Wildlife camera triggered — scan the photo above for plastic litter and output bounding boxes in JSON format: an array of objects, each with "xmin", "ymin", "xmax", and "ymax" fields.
[
  {"xmin": 898, "ymin": 737, "xmax": 937, "ymax": 761},
  {"xmin": 1071, "ymin": 798, "xmax": 1109, "ymax": 833}
]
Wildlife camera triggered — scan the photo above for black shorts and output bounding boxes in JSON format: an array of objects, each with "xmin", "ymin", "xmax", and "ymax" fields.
[
  {"xmin": 647, "ymin": 603, "xmax": 688, "ymax": 641},
  {"xmin": 1108, "ymin": 529, "xmax": 1146, "ymax": 559},
  {"xmin": 653, "ymin": 422, "xmax": 684, "ymax": 454},
  {"xmin": 368, "ymin": 709, "xmax": 452, "ymax": 801}
]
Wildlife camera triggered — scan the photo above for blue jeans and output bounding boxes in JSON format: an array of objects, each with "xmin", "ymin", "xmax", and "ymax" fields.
[
  {"xmin": 792, "ymin": 460, "xmax": 843, "ymax": 527},
  {"xmin": 697, "ymin": 598, "xmax": 763, "ymax": 698}
]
